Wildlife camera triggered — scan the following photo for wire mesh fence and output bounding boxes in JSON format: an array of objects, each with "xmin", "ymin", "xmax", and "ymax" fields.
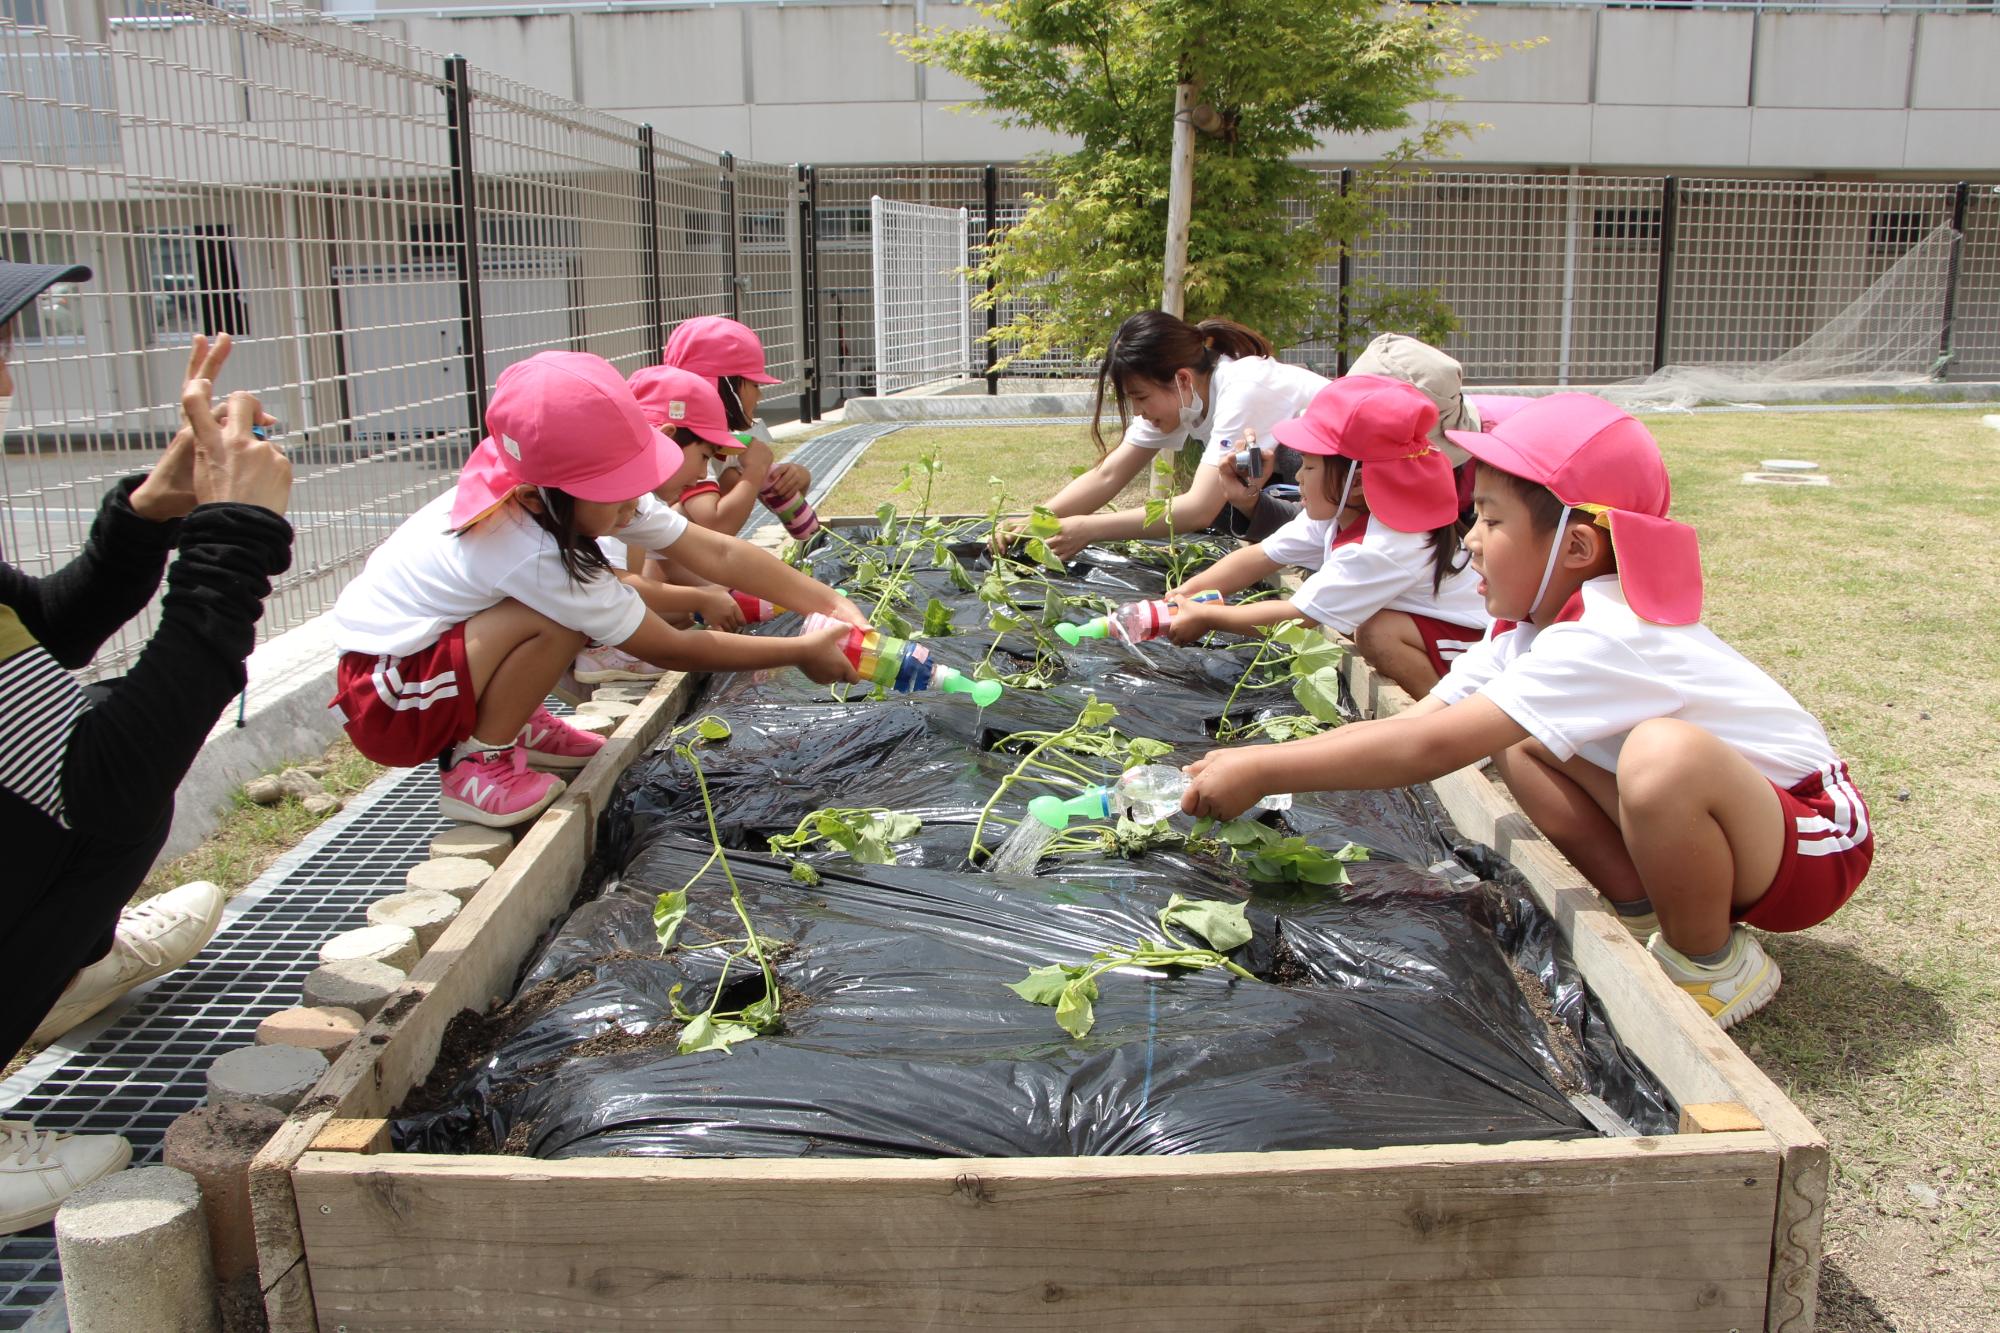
[{"xmin": 869, "ymin": 197, "xmax": 969, "ymax": 394}]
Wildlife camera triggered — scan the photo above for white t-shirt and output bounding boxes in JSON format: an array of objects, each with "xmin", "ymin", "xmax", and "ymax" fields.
[
  {"xmin": 1431, "ymin": 575, "xmax": 1837, "ymax": 787},
  {"xmin": 1122, "ymin": 354, "xmax": 1329, "ymax": 467},
  {"xmin": 332, "ymin": 490, "xmax": 689, "ymax": 657},
  {"xmin": 1262, "ymin": 513, "xmax": 1489, "ymax": 637}
]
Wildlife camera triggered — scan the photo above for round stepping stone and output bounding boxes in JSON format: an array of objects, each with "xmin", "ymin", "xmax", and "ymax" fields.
[
  {"xmin": 430, "ymin": 823, "xmax": 512, "ymax": 868},
  {"xmin": 406, "ymin": 855, "xmax": 495, "ymax": 903},
  {"xmin": 207, "ymin": 1044, "xmax": 329, "ymax": 1113},
  {"xmin": 590, "ymin": 683, "xmax": 652, "ymax": 702},
  {"xmin": 301, "ymin": 958, "xmax": 405, "ymax": 1018},
  {"xmin": 567, "ymin": 712, "xmax": 619, "ymax": 739},
  {"xmin": 367, "ymin": 890, "xmax": 461, "ymax": 952},
  {"xmin": 163, "ymin": 1102, "xmax": 286, "ymax": 1290},
  {"xmin": 255, "ymin": 1006, "xmax": 364, "ymax": 1060},
  {"xmin": 319, "ymin": 924, "xmax": 420, "ymax": 974},
  {"xmin": 574, "ymin": 699, "xmax": 636, "ymax": 723},
  {"xmin": 56, "ymin": 1166, "xmax": 219, "ymax": 1333}
]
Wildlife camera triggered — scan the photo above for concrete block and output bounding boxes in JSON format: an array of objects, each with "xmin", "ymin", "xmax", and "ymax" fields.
[
  {"xmin": 429, "ymin": 825, "xmax": 512, "ymax": 868},
  {"xmin": 205, "ymin": 1044, "xmax": 328, "ymax": 1114},
  {"xmin": 254, "ymin": 1006, "xmax": 363, "ymax": 1060},
  {"xmin": 573, "ymin": 699, "xmax": 637, "ymax": 723},
  {"xmin": 55, "ymin": 1165, "xmax": 220, "ymax": 1333},
  {"xmin": 318, "ymin": 924, "xmax": 420, "ymax": 974},
  {"xmin": 300, "ymin": 958, "xmax": 405, "ymax": 1019},
  {"xmin": 406, "ymin": 855, "xmax": 497, "ymax": 903},
  {"xmin": 366, "ymin": 890, "xmax": 461, "ymax": 952},
  {"xmin": 162, "ymin": 1103, "xmax": 285, "ymax": 1330}
]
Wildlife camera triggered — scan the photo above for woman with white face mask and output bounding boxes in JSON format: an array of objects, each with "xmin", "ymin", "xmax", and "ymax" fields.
[
  {"xmin": 0, "ymin": 260, "xmax": 293, "ymax": 1234},
  {"xmin": 1001, "ymin": 310, "xmax": 1328, "ymax": 561}
]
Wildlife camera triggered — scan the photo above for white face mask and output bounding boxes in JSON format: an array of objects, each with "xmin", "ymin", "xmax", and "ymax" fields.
[{"xmin": 1177, "ymin": 378, "xmax": 1205, "ymax": 431}]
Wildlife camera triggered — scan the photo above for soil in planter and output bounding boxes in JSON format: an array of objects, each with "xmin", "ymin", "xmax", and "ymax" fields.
[{"xmin": 394, "ymin": 531, "xmax": 1674, "ymax": 1158}]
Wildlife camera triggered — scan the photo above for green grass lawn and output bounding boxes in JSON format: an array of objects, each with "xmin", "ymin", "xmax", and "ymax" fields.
[{"xmin": 827, "ymin": 409, "xmax": 2000, "ymax": 1330}]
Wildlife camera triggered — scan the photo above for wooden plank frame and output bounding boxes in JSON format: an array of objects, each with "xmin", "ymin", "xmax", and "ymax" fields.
[{"xmin": 252, "ymin": 640, "xmax": 1826, "ymax": 1333}]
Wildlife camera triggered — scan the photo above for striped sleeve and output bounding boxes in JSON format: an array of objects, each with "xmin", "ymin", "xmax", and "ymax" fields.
[{"xmin": 0, "ymin": 634, "xmax": 87, "ymax": 827}]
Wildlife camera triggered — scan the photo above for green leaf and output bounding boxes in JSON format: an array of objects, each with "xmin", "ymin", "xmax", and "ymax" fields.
[
  {"xmin": 1077, "ymin": 698, "xmax": 1117, "ymax": 729},
  {"xmin": 1335, "ymin": 842, "xmax": 1371, "ymax": 863},
  {"xmin": 1123, "ymin": 737, "xmax": 1174, "ymax": 767},
  {"xmin": 1026, "ymin": 505, "xmax": 1062, "ymax": 539},
  {"xmin": 875, "ymin": 502, "xmax": 898, "ymax": 533},
  {"xmin": 946, "ymin": 555, "xmax": 976, "ymax": 592},
  {"xmin": 677, "ymin": 1014, "xmax": 759, "ymax": 1055},
  {"xmin": 1159, "ymin": 894, "xmax": 1253, "ymax": 952},
  {"xmin": 1218, "ymin": 819, "xmax": 1273, "ymax": 848},
  {"xmin": 1143, "ymin": 498, "xmax": 1170, "ymax": 531},
  {"xmin": 788, "ymin": 860, "xmax": 821, "ymax": 887},
  {"xmin": 923, "ymin": 598, "xmax": 956, "ymax": 638},
  {"xmin": 1292, "ymin": 665, "xmax": 1346, "ymax": 724},
  {"xmin": 652, "ymin": 889, "xmax": 689, "ymax": 951},
  {"xmin": 1007, "ymin": 963, "xmax": 1074, "ymax": 1007},
  {"xmin": 988, "ymin": 608, "xmax": 1032, "ymax": 636},
  {"xmin": 1055, "ymin": 977, "xmax": 1098, "ymax": 1038},
  {"xmin": 740, "ymin": 993, "xmax": 781, "ymax": 1032},
  {"xmin": 696, "ymin": 716, "xmax": 732, "ymax": 742},
  {"xmin": 874, "ymin": 812, "xmax": 923, "ymax": 841},
  {"xmin": 1024, "ymin": 538, "xmax": 1066, "ymax": 573}
]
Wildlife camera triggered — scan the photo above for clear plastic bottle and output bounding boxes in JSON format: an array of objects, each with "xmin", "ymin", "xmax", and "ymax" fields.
[
  {"xmin": 1028, "ymin": 764, "xmax": 1291, "ymax": 829},
  {"xmin": 1055, "ymin": 589, "xmax": 1222, "ymax": 646},
  {"xmin": 801, "ymin": 613, "xmax": 1003, "ymax": 706}
]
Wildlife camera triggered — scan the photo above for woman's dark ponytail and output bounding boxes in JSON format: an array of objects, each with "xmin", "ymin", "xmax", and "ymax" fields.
[{"xmin": 1090, "ymin": 310, "xmax": 1273, "ymax": 454}]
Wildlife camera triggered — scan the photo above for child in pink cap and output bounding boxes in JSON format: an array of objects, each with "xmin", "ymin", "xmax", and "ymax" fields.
[
  {"xmin": 661, "ymin": 315, "xmax": 813, "ymax": 526},
  {"xmin": 1161, "ymin": 376, "xmax": 1489, "ymax": 698},
  {"xmin": 328, "ymin": 351, "xmax": 862, "ymax": 829},
  {"xmin": 1181, "ymin": 392, "xmax": 1870, "ymax": 1030}
]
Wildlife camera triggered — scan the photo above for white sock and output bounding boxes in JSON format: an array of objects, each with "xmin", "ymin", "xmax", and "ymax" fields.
[{"xmin": 450, "ymin": 736, "xmax": 513, "ymax": 767}]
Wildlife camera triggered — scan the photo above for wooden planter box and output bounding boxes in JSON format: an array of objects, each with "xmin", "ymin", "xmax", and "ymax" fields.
[{"xmin": 251, "ymin": 650, "xmax": 1827, "ymax": 1333}]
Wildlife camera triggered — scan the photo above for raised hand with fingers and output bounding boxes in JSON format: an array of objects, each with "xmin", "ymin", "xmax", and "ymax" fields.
[
  {"xmin": 187, "ymin": 381, "xmax": 292, "ymax": 517},
  {"xmin": 131, "ymin": 332, "xmax": 236, "ymax": 522}
]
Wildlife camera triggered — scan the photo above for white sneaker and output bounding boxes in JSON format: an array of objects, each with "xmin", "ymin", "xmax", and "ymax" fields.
[
  {"xmin": 0, "ymin": 1121, "xmax": 131, "ymax": 1234},
  {"xmin": 29, "ymin": 881, "xmax": 227, "ymax": 1047},
  {"xmin": 573, "ymin": 646, "xmax": 666, "ymax": 685},
  {"xmin": 1648, "ymin": 926, "xmax": 1783, "ymax": 1031}
]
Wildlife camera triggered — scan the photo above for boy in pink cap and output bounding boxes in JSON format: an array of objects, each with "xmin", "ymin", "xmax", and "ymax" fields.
[
  {"xmin": 661, "ymin": 315, "xmax": 813, "ymax": 521},
  {"xmin": 1162, "ymin": 376, "xmax": 1489, "ymax": 698},
  {"xmin": 328, "ymin": 351, "xmax": 862, "ymax": 828},
  {"xmin": 1181, "ymin": 392, "xmax": 1870, "ymax": 1029}
]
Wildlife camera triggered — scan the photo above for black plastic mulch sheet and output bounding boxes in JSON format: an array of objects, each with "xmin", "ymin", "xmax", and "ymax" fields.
[{"xmin": 395, "ymin": 530, "xmax": 1674, "ymax": 1158}]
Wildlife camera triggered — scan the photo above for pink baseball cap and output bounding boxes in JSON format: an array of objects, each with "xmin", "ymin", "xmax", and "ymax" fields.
[
  {"xmin": 449, "ymin": 351, "xmax": 682, "ymax": 529},
  {"xmin": 661, "ymin": 314, "xmax": 779, "ymax": 385},
  {"xmin": 626, "ymin": 365, "xmax": 737, "ymax": 449},
  {"xmin": 1270, "ymin": 376, "xmax": 1460, "ymax": 532},
  {"xmin": 1446, "ymin": 392, "xmax": 1702, "ymax": 625}
]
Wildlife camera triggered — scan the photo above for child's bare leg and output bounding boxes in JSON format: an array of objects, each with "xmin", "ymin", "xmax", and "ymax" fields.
[
  {"xmin": 463, "ymin": 599, "xmax": 585, "ymax": 745},
  {"xmin": 1614, "ymin": 718, "xmax": 1784, "ymax": 957},
  {"xmin": 1490, "ymin": 738, "xmax": 1649, "ymax": 906},
  {"xmin": 1352, "ymin": 611, "xmax": 1440, "ymax": 698}
]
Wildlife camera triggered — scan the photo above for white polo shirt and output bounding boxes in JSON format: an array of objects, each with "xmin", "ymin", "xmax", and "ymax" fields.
[
  {"xmin": 1431, "ymin": 575, "xmax": 1837, "ymax": 787},
  {"xmin": 1262, "ymin": 512, "xmax": 1489, "ymax": 638},
  {"xmin": 333, "ymin": 490, "xmax": 689, "ymax": 657},
  {"xmin": 1122, "ymin": 354, "xmax": 1329, "ymax": 467}
]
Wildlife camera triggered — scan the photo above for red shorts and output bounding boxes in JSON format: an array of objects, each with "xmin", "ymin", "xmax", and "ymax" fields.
[
  {"xmin": 328, "ymin": 623, "xmax": 478, "ymax": 768},
  {"xmin": 1406, "ymin": 614, "xmax": 1487, "ymax": 678},
  {"xmin": 1737, "ymin": 761, "xmax": 1872, "ymax": 933}
]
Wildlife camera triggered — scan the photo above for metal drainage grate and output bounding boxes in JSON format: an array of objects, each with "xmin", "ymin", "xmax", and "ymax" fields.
[{"xmin": 0, "ymin": 761, "xmax": 451, "ymax": 1331}]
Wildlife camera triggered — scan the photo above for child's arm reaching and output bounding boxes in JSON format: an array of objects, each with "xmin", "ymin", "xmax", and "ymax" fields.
[
  {"xmin": 618, "ymin": 572, "xmax": 745, "ymax": 631},
  {"xmin": 616, "ymin": 610, "xmax": 859, "ymax": 684},
  {"xmin": 1161, "ymin": 595, "xmax": 1309, "ymax": 645},
  {"xmin": 666, "ymin": 523, "xmax": 869, "ymax": 627},
  {"xmin": 1169, "ymin": 543, "xmax": 1282, "ymax": 600},
  {"xmin": 683, "ymin": 445, "xmax": 770, "ymax": 534},
  {"xmin": 1180, "ymin": 694, "xmax": 1524, "ymax": 820}
]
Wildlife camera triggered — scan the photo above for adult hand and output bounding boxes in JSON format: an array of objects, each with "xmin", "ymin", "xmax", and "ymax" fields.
[
  {"xmin": 764, "ymin": 461, "xmax": 810, "ymax": 505},
  {"xmin": 797, "ymin": 622, "xmax": 862, "ymax": 685},
  {"xmin": 188, "ymin": 384, "xmax": 292, "ymax": 516},
  {"xmin": 699, "ymin": 586, "xmax": 746, "ymax": 632},
  {"xmin": 1180, "ymin": 749, "xmax": 1266, "ymax": 821},
  {"xmin": 132, "ymin": 334, "xmax": 247, "ymax": 521},
  {"xmin": 1162, "ymin": 599, "xmax": 1214, "ymax": 646}
]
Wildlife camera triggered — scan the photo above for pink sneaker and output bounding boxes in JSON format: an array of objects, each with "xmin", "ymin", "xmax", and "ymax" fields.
[
  {"xmin": 438, "ymin": 747, "xmax": 566, "ymax": 828},
  {"xmin": 516, "ymin": 705, "xmax": 605, "ymax": 772},
  {"xmin": 573, "ymin": 646, "xmax": 666, "ymax": 685}
]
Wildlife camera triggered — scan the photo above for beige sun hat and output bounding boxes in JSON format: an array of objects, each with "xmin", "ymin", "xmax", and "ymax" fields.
[{"xmin": 1347, "ymin": 333, "xmax": 1478, "ymax": 465}]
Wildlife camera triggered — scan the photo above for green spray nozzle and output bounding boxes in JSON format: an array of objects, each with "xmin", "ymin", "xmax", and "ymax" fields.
[
  {"xmin": 1053, "ymin": 618, "xmax": 1110, "ymax": 647},
  {"xmin": 1028, "ymin": 787, "xmax": 1113, "ymax": 830},
  {"xmin": 934, "ymin": 665, "xmax": 1003, "ymax": 708}
]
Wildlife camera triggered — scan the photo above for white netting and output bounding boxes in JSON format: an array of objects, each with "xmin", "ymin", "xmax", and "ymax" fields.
[
  {"xmin": 1609, "ymin": 224, "xmax": 1959, "ymax": 411},
  {"xmin": 870, "ymin": 196, "xmax": 971, "ymax": 394}
]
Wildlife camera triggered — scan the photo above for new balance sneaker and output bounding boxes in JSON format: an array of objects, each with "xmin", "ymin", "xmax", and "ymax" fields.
[
  {"xmin": 516, "ymin": 705, "xmax": 605, "ymax": 772},
  {"xmin": 573, "ymin": 646, "xmax": 666, "ymax": 685},
  {"xmin": 1, "ymin": 1121, "xmax": 131, "ymax": 1235},
  {"xmin": 438, "ymin": 746, "xmax": 566, "ymax": 829},
  {"xmin": 1649, "ymin": 927, "xmax": 1782, "ymax": 1030},
  {"xmin": 29, "ymin": 880, "xmax": 228, "ymax": 1047}
]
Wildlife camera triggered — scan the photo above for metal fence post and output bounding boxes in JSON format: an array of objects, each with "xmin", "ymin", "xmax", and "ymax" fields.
[
  {"xmin": 1937, "ymin": 180, "xmax": 1971, "ymax": 379},
  {"xmin": 638, "ymin": 125, "xmax": 666, "ymax": 362},
  {"xmin": 721, "ymin": 150, "xmax": 742, "ymax": 320},
  {"xmin": 1335, "ymin": 167, "xmax": 1354, "ymax": 376},
  {"xmin": 1652, "ymin": 175, "xmax": 1680, "ymax": 374},
  {"xmin": 798, "ymin": 163, "xmax": 820, "ymax": 422},
  {"xmin": 984, "ymin": 163, "xmax": 999, "ymax": 395},
  {"xmin": 444, "ymin": 54, "xmax": 488, "ymax": 440}
]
